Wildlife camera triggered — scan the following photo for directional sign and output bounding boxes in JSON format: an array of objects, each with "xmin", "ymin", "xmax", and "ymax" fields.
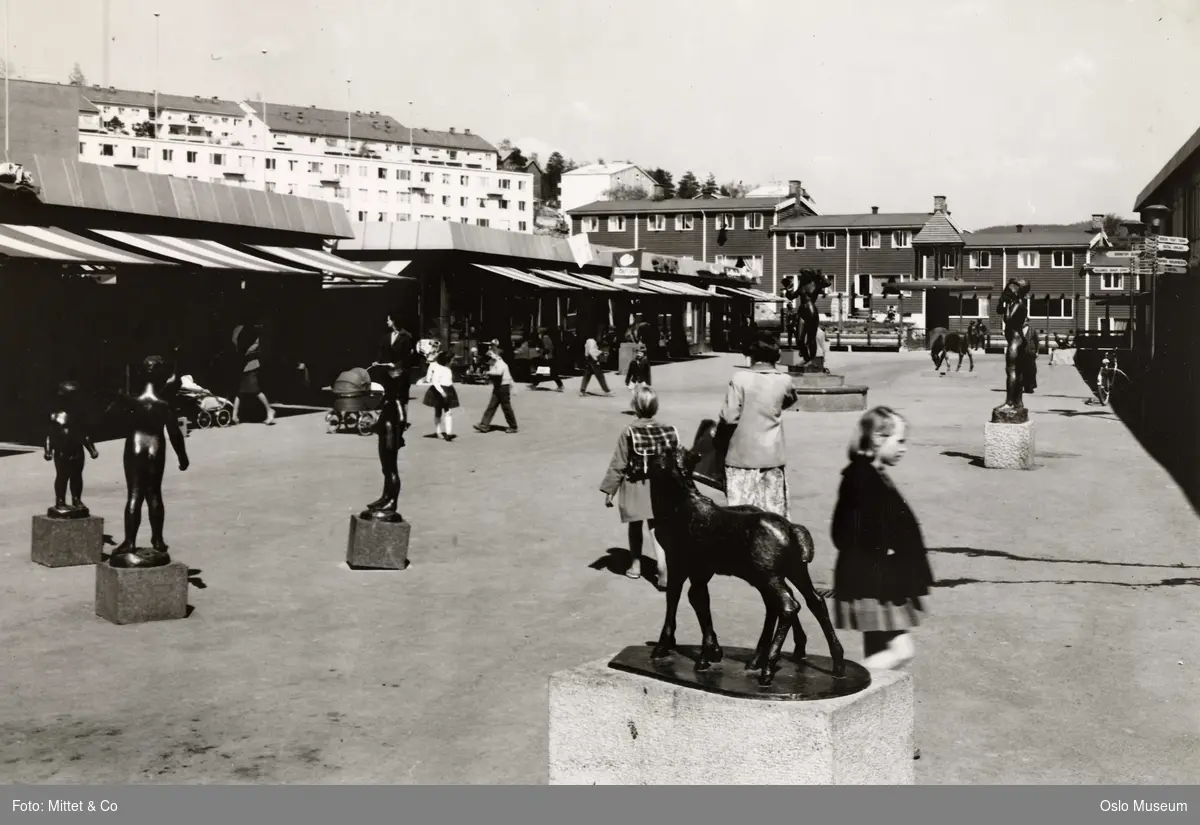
[
  {"xmin": 1158, "ymin": 242, "xmax": 1190, "ymax": 253},
  {"xmin": 1158, "ymin": 264, "xmax": 1189, "ymax": 275},
  {"xmin": 1156, "ymin": 235, "xmax": 1189, "ymax": 245},
  {"xmin": 1090, "ymin": 266, "xmax": 1130, "ymax": 274},
  {"xmin": 1106, "ymin": 250, "xmax": 1139, "ymax": 258}
]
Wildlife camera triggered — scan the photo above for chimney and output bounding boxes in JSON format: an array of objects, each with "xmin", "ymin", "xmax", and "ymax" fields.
[
  {"xmin": 1091, "ymin": 213, "xmax": 1105, "ymax": 232},
  {"xmin": 464, "ymin": 128, "xmax": 471, "ymax": 135},
  {"xmin": 449, "ymin": 127, "xmax": 456, "ymax": 134},
  {"xmin": 788, "ymin": 179, "xmax": 803, "ymax": 199},
  {"xmin": 1015, "ymin": 224, "xmax": 1024, "ymax": 234},
  {"xmin": 871, "ymin": 206, "xmax": 879, "ymax": 215},
  {"xmin": 933, "ymin": 195, "xmax": 947, "ymax": 214}
]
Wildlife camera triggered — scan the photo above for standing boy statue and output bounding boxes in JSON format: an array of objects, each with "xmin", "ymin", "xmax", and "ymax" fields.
[
  {"xmin": 44, "ymin": 381, "xmax": 99, "ymax": 519},
  {"xmin": 108, "ymin": 355, "xmax": 190, "ymax": 568},
  {"xmin": 991, "ymin": 278, "xmax": 1035, "ymax": 423}
]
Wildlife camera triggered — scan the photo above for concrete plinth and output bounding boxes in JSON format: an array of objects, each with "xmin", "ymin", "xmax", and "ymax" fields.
[
  {"xmin": 95, "ymin": 560, "xmax": 190, "ymax": 625},
  {"xmin": 790, "ymin": 385, "xmax": 868, "ymax": 412},
  {"xmin": 549, "ymin": 656, "xmax": 913, "ymax": 785},
  {"xmin": 346, "ymin": 515, "xmax": 411, "ymax": 570},
  {"xmin": 985, "ymin": 421, "xmax": 1035, "ymax": 469},
  {"xmin": 791, "ymin": 372, "xmax": 845, "ymax": 389},
  {"xmin": 30, "ymin": 514, "xmax": 104, "ymax": 567},
  {"xmin": 778, "ymin": 348, "xmax": 804, "ymax": 367}
]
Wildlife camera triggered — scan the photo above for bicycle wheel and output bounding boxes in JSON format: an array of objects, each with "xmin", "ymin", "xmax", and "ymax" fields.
[{"xmin": 1096, "ymin": 378, "xmax": 1111, "ymax": 405}]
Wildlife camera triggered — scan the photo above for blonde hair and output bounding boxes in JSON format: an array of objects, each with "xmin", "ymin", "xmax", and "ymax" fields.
[
  {"xmin": 631, "ymin": 386, "xmax": 659, "ymax": 418},
  {"xmin": 848, "ymin": 406, "xmax": 906, "ymax": 461}
]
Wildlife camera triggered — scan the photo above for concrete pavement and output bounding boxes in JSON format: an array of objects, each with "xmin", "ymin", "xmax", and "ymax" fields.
[{"xmin": 0, "ymin": 350, "xmax": 1197, "ymax": 784}]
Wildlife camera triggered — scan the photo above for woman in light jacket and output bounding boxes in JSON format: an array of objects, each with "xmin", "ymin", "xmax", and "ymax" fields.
[{"xmin": 717, "ymin": 330, "xmax": 798, "ymax": 518}]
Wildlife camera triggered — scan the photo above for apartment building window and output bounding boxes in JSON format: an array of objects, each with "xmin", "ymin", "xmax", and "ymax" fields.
[
  {"xmin": 287, "ymin": 184, "xmax": 297, "ymax": 195},
  {"xmin": 377, "ymin": 190, "xmax": 388, "ymax": 202},
  {"xmin": 241, "ymin": 156, "xmax": 255, "ymax": 170},
  {"xmin": 1017, "ymin": 251, "xmax": 1040, "ymax": 268},
  {"xmin": 477, "ymin": 219, "xmax": 490, "ymax": 227},
  {"xmin": 785, "ymin": 232, "xmax": 806, "ymax": 250},
  {"xmin": 395, "ymin": 214, "xmax": 412, "ymax": 222},
  {"xmin": 745, "ymin": 213, "xmax": 765, "ymax": 230},
  {"xmin": 519, "ymin": 221, "xmax": 528, "ymax": 231},
  {"xmin": 78, "ymin": 142, "xmax": 85, "ymax": 156},
  {"xmin": 212, "ymin": 154, "xmax": 225, "ymax": 166},
  {"xmin": 460, "ymin": 175, "xmax": 470, "ymax": 186},
  {"xmin": 816, "ymin": 232, "xmax": 836, "ymax": 249},
  {"xmin": 715, "ymin": 254, "xmax": 763, "ymax": 275},
  {"xmin": 335, "ymin": 163, "xmax": 349, "ymax": 175},
  {"xmin": 715, "ymin": 213, "xmax": 735, "ymax": 230},
  {"xmin": 442, "ymin": 195, "xmax": 451, "ymax": 206},
  {"xmin": 422, "ymin": 193, "xmax": 434, "ymax": 205},
  {"xmin": 607, "ymin": 216, "xmax": 627, "ymax": 232},
  {"xmin": 951, "ymin": 297, "xmax": 989, "ymax": 318},
  {"xmin": 460, "ymin": 197, "xmax": 468, "ymax": 207},
  {"xmin": 398, "ymin": 169, "xmax": 411, "ymax": 181},
  {"xmin": 186, "ymin": 151, "xmax": 198, "ymax": 163},
  {"xmin": 378, "ymin": 168, "xmax": 388, "ymax": 179},
  {"xmin": 499, "ymin": 199, "xmax": 510, "ymax": 209},
  {"xmin": 308, "ymin": 185, "xmax": 322, "ymax": 198},
  {"xmin": 461, "ymin": 217, "xmax": 469, "ymax": 224},
  {"xmin": 1029, "ymin": 296, "xmax": 1073, "ymax": 319},
  {"xmin": 265, "ymin": 182, "xmax": 276, "ymax": 192},
  {"xmin": 969, "ymin": 251, "xmax": 992, "ymax": 269},
  {"xmin": 1100, "ymin": 273, "xmax": 1139, "ymax": 291},
  {"xmin": 478, "ymin": 198, "xmax": 488, "ymax": 208},
  {"xmin": 582, "ymin": 217, "xmax": 599, "ymax": 232},
  {"xmin": 518, "ymin": 180, "xmax": 526, "ymax": 191},
  {"xmin": 377, "ymin": 213, "xmax": 389, "ymax": 222},
  {"xmin": 674, "ymin": 214, "xmax": 694, "ymax": 231},
  {"xmin": 357, "ymin": 211, "xmax": 368, "ymax": 221},
  {"xmin": 647, "ymin": 215, "xmax": 666, "ymax": 232},
  {"xmin": 941, "ymin": 251, "xmax": 956, "ymax": 269},
  {"xmin": 101, "ymin": 144, "xmax": 115, "ymax": 156},
  {"xmin": 265, "ymin": 158, "xmax": 276, "ymax": 170},
  {"xmin": 132, "ymin": 146, "xmax": 150, "ymax": 160},
  {"xmin": 335, "ymin": 188, "xmax": 347, "ymax": 200},
  {"xmin": 289, "ymin": 160, "xmax": 298, "ymax": 171},
  {"xmin": 448, "ymin": 151, "xmax": 458, "ymax": 160},
  {"xmin": 421, "ymin": 172, "xmax": 434, "ymax": 183},
  {"xmin": 357, "ymin": 189, "xmax": 368, "ymax": 200},
  {"xmin": 441, "ymin": 173, "xmax": 451, "ymax": 184},
  {"xmin": 477, "ymin": 176, "xmax": 488, "ymax": 188},
  {"xmin": 518, "ymin": 201, "xmax": 527, "ymax": 211},
  {"xmin": 892, "ymin": 230, "xmax": 913, "ymax": 248},
  {"xmin": 357, "ymin": 165, "xmax": 367, "ymax": 177},
  {"xmin": 500, "ymin": 179, "xmax": 511, "ymax": 189},
  {"xmin": 860, "ymin": 230, "xmax": 881, "ymax": 249},
  {"xmin": 1051, "ymin": 250, "xmax": 1075, "ymax": 268},
  {"xmin": 421, "ymin": 214, "xmax": 435, "ymax": 221},
  {"xmin": 162, "ymin": 149, "xmax": 174, "ymax": 162}
]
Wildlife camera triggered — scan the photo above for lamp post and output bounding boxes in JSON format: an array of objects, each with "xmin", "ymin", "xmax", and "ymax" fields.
[
  {"xmin": 1141, "ymin": 204, "xmax": 1171, "ymax": 360},
  {"xmin": 346, "ymin": 80, "xmax": 352, "ymax": 152},
  {"xmin": 260, "ymin": 50, "xmax": 268, "ymax": 151}
]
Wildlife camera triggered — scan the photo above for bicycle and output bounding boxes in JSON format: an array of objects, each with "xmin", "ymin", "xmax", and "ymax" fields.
[{"xmin": 1093, "ymin": 351, "xmax": 1128, "ymax": 405}]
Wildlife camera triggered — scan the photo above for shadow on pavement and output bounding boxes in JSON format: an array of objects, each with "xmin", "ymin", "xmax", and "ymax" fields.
[
  {"xmin": 934, "ymin": 576, "xmax": 1200, "ymax": 589},
  {"xmin": 929, "ymin": 546, "xmax": 1200, "ymax": 570}
]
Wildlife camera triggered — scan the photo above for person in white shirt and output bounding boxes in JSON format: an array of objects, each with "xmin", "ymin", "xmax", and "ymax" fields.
[
  {"xmin": 474, "ymin": 343, "xmax": 519, "ymax": 434},
  {"xmin": 579, "ymin": 328, "xmax": 613, "ymax": 397},
  {"xmin": 421, "ymin": 350, "xmax": 459, "ymax": 441}
]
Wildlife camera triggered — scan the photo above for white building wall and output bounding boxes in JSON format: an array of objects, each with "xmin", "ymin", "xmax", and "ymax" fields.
[
  {"xmin": 78, "ymin": 106, "xmax": 532, "ymax": 232},
  {"xmin": 560, "ymin": 174, "xmax": 614, "ymax": 215}
]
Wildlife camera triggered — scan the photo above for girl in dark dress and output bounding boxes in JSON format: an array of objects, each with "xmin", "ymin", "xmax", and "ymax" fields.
[{"xmin": 831, "ymin": 406, "xmax": 934, "ymax": 671}]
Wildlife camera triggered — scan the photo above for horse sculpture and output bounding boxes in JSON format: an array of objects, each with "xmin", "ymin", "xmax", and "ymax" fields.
[
  {"xmin": 781, "ymin": 269, "xmax": 832, "ymax": 364},
  {"xmin": 646, "ymin": 445, "xmax": 846, "ymax": 686},
  {"xmin": 929, "ymin": 326, "xmax": 974, "ymax": 373}
]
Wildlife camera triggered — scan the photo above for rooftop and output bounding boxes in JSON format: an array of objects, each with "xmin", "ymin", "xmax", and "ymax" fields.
[
  {"xmin": 773, "ymin": 212, "xmax": 933, "ymax": 231},
  {"xmin": 563, "ymin": 162, "xmax": 644, "ymax": 176},
  {"xmin": 247, "ymin": 101, "xmax": 498, "ymax": 152},
  {"xmin": 83, "ymin": 86, "xmax": 245, "ymax": 117},
  {"xmin": 962, "ymin": 230, "xmax": 1101, "ymax": 248},
  {"xmin": 570, "ymin": 196, "xmax": 794, "ymax": 215},
  {"xmin": 912, "ymin": 211, "xmax": 966, "ymax": 246},
  {"xmin": 1134, "ymin": 121, "xmax": 1200, "ymax": 211}
]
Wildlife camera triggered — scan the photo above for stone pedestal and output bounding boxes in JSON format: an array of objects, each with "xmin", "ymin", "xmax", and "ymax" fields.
[
  {"xmin": 617, "ymin": 342, "xmax": 638, "ymax": 376},
  {"xmin": 984, "ymin": 421, "xmax": 1035, "ymax": 469},
  {"xmin": 95, "ymin": 561, "xmax": 190, "ymax": 625},
  {"xmin": 778, "ymin": 348, "xmax": 804, "ymax": 367},
  {"xmin": 789, "ymin": 384, "xmax": 869, "ymax": 412},
  {"xmin": 346, "ymin": 514, "xmax": 411, "ymax": 570},
  {"xmin": 31, "ymin": 515, "xmax": 104, "ymax": 568},
  {"xmin": 549, "ymin": 655, "xmax": 913, "ymax": 785},
  {"xmin": 791, "ymin": 372, "xmax": 845, "ymax": 389}
]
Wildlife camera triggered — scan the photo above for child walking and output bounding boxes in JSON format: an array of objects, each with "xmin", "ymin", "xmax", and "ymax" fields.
[
  {"xmin": 598, "ymin": 386, "xmax": 675, "ymax": 589},
  {"xmin": 625, "ymin": 342, "xmax": 652, "ymax": 393},
  {"xmin": 831, "ymin": 405, "xmax": 933, "ymax": 668},
  {"xmin": 422, "ymin": 350, "xmax": 459, "ymax": 441}
]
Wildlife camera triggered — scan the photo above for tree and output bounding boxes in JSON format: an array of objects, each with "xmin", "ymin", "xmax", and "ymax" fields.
[
  {"xmin": 647, "ymin": 168, "xmax": 675, "ymax": 199},
  {"xmin": 700, "ymin": 174, "xmax": 718, "ymax": 198},
  {"xmin": 1103, "ymin": 212, "xmax": 1139, "ymax": 251},
  {"xmin": 506, "ymin": 147, "xmax": 528, "ymax": 168},
  {"xmin": 543, "ymin": 152, "xmax": 566, "ymax": 205},
  {"xmin": 498, "ymin": 138, "xmax": 514, "ymax": 155},
  {"xmin": 720, "ymin": 180, "xmax": 752, "ymax": 198},
  {"xmin": 601, "ymin": 184, "xmax": 649, "ymax": 201},
  {"xmin": 676, "ymin": 170, "xmax": 700, "ymax": 200},
  {"xmin": 68, "ymin": 63, "xmax": 87, "ymax": 86}
]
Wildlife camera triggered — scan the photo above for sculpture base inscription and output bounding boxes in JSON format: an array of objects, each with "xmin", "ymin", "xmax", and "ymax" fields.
[
  {"xmin": 984, "ymin": 421, "xmax": 1035, "ymax": 469},
  {"xmin": 31, "ymin": 514, "xmax": 104, "ymax": 568},
  {"xmin": 549, "ymin": 653, "xmax": 914, "ymax": 785},
  {"xmin": 95, "ymin": 559, "xmax": 189, "ymax": 625},
  {"xmin": 346, "ymin": 514, "xmax": 411, "ymax": 570}
]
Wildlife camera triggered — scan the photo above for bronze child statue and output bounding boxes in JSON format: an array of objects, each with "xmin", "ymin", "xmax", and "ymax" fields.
[
  {"xmin": 991, "ymin": 278, "xmax": 1037, "ymax": 424},
  {"xmin": 44, "ymin": 381, "xmax": 99, "ymax": 519},
  {"xmin": 361, "ymin": 367, "xmax": 406, "ymax": 523},
  {"xmin": 109, "ymin": 355, "xmax": 190, "ymax": 568}
]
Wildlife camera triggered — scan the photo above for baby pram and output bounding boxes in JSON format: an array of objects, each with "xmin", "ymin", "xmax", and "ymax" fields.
[
  {"xmin": 323, "ymin": 367, "xmax": 385, "ymax": 435},
  {"xmin": 175, "ymin": 375, "xmax": 235, "ymax": 429}
]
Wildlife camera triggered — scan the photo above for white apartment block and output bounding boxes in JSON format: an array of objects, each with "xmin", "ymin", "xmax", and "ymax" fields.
[
  {"xmin": 559, "ymin": 162, "xmax": 658, "ymax": 214},
  {"xmin": 75, "ymin": 86, "xmax": 535, "ymax": 232}
]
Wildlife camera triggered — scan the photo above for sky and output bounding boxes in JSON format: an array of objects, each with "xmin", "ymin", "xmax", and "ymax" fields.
[{"xmin": 5, "ymin": 0, "xmax": 1200, "ymax": 229}]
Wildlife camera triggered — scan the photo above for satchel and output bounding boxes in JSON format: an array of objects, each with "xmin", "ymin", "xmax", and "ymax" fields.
[{"xmin": 626, "ymin": 424, "xmax": 680, "ymax": 482}]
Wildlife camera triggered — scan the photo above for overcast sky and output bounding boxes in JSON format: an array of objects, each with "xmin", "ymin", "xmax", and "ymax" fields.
[{"xmin": 7, "ymin": 0, "xmax": 1199, "ymax": 228}]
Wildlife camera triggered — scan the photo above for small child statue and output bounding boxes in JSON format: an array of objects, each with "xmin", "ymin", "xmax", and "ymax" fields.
[{"xmin": 44, "ymin": 380, "xmax": 99, "ymax": 519}]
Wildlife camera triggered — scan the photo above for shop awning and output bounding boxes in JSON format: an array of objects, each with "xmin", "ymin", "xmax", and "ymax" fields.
[
  {"xmin": 248, "ymin": 245, "xmax": 414, "ymax": 280},
  {"xmin": 565, "ymin": 270, "xmax": 645, "ymax": 293},
  {"xmin": 90, "ymin": 230, "xmax": 309, "ymax": 272},
  {"xmin": 0, "ymin": 224, "xmax": 166, "ymax": 264},
  {"xmin": 716, "ymin": 285, "xmax": 783, "ymax": 302},
  {"xmin": 644, "ymin": 278, "xmax": 719, "ymax": 298},
  {"xmin": 473, "ymin": 263, "xmax": 579, "ymax": 290},
  {"xmin": 530, "ymin": 268, "xmax": 621, "ymax": 291}
]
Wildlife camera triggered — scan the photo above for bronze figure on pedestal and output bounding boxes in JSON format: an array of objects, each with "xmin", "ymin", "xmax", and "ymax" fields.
[
  {"xmin": 44, "ymin": 381, "xmax": 99, "ymax": 519},
  {"xmin": 991, "ymin": 279, "xmax": 1038, "ymax": 424},
  {"xmin": 108, "ymin": 356, "xmax": 190, "ymax": 568},
  {"xmin": 361, "ymin": 367, "xmax": 406, "ymax": 524}
]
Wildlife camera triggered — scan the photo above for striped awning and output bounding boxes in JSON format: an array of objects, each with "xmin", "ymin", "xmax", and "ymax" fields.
[
  {"xmin": 716, "ymin": 285, "xmax": 784, "ymax": 302},
  {"xmin": 473, "ymin": 264, "xmax": 579, "ymax": 290},
  {"xmin": 644, "ymin": 278, "xmax": 718, "ymax": 298},
  {"xmin": 90, "ymin": 230, "xmax": 309, "ymax": 272},
  {"xmin": 0, "ymin": 225, "xmax": 165, "ymax": 264},
  {"xmin": 568, "ymin": 270, "xmax": 645, "ymax": 293},
  {"xmin": 529, "ymin": 268, "xmax": 621, "ymax": 291},
  {"xmin": 248, "ymin": 245, "xmax": 413, "ymax": 280}
]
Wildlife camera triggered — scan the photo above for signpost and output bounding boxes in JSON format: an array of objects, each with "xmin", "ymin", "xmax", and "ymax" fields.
[
  {"xmin": 1157, "ymin": 242, "xmax": 1190, "ymax": 253},
  {"xmin": 611, "ymin": 250, "xmax": 642, "ymax": 287},
  {"xmin": 1155, "ymin": 235, "xmax": 1189, "ymax": 246},
  {"xmin": 1106, "ymin": 250, "xmax": 1139, "ymax": 258}
]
